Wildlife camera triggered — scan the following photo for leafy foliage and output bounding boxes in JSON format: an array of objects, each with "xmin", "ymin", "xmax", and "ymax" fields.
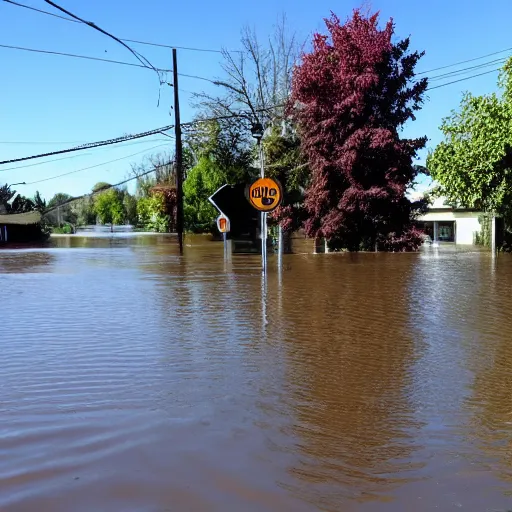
[
  {"xmin": 123, "ymin": 192, "xmax": 138, "ymax": 225},
  {"xmin": 263, "ymin": 126, "xmax": 310, "ymax": 231},
  {"xmin": 0, "ymin": 184, "xmax": 49, "ymax": 241},
  {"xmin": 188, "ymin": 19, "xmax": 300, "ymax": 234},
  {"xmin": 71, "ymin": 196, "xmax": 96, "ymax": 226},
  {"xmin": 290, "ymin": 10, "xmax": 428, "ymax": 251},
  {"xmin": 131, "ymin": 151, "xmax": 176, "ymax": 199},
  {"xmin": 183, "ymin": 156, "xmax": 226, "ymax": 233},
  {"xmin": 93, "ymin": 188, "xmax": 125, "ymax": 226},
  {"xmin": 48, "ymin": 193, "xmax": 73, "ymax": 208},
  {"xmin": 186, "ymin": 119, "xmax": 252, "ymax": 173},
  {"xmin": 427, "ymin": 58, "xmax": 512, "ymax": 219},
  {"xmin": 183, "ymin": 119, "xmax": 254, "ymax": 233},
  {"xmin": 32, "ymin": 191, "xmax": 46, "ymax": 212},
  {"xmin": 0, "ymin": 184, "xmax": 37, "ymax": 214},
  {"xmin": 92, "ymin": 182, "xmax": 111, "ymax": 193},
  {"xmin": 136, "ymin": 193, "xmax": 169, "ymax": 232},
  {"xmin": 46, "ymin": 192, "xmax": 77, "ymax": 227}
]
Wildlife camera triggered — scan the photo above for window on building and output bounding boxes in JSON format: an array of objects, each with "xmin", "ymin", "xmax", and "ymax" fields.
[{"xmin": 438, "ymin": 222, "xmax": 455, "ymax": 242}]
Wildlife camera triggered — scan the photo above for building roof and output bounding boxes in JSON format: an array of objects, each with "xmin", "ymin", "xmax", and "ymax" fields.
[
  {"xmin": 0, "ymin": 211, "xmax": 42, "ymax": 225},
  {"xmin": 429, "ymin": 196, "xmax": 452, "ymax": 209}
]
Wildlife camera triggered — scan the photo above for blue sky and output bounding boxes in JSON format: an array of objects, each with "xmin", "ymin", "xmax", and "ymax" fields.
[{"xmin": 1, "ymin": 0, "xmax": 511, "ymax": 201}]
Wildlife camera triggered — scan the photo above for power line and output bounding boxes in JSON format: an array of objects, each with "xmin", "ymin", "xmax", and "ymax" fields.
[
  {"xmin": 1, "ymin": 152, "xmax": 93, "ymax": 173},
  {"xmin": 3, "ymin": 0, "xmax": 79, "ymax": 22},
  {"xmin": 122, "ymin": 38, "xmax": 226, "ymax": 54},
  {"xmin": 424, "ymin": 57, "xmax": 507, "ymax": 83},
  {"xmin": 0, "ymin": 136, "xmax": 171, "ymax": 148},
  {"xmin": 43, "ymin": 0, "xmax": 159, "ymax": 76},
  {"xmin": 181, "ymin": 103, "xmax": 288, "ymax": 127},
  {"xmin": 26, "ymin": 143, "xmax": 169, "ymax": 185},
  {"xmin": 0, "ymin": 43, "xmax": 172, "ymax": 72},
  {"xmin": 0, "ymin": 140, "xmax": 85, "ymax": 145},
  {"xmin": 0, "ymin": 124, "xmax": 174, "ymax": 166},
  {"xmin": 0, "ymin": 63, "xmax": 502, "ymax": 171},
  {"xmin": 0, "ymin": 43, "xmax": 217, "ymax": 83},
  {"xmin": 0, "ymin": 138, "xmax": 173, "ymax": 172},
  {"xmin": 2, "ymin": 0, "xmax": 238, "ymax": 54},
  {"xmin": 426, "ymin": 68, "xmax": 501, "ymax": 91},
  {"xmin": 4, "ymin": 0, "xmax": 507, "ymax": 78},
  {"xmin": 0, "ymin": 105, "xmax": 281, "ymax": 168},
  {"xmin": 43, "ymin": 167, "xmax": 161, "ymax": 215},
  {"xmin": 418, "ymin": 46, "xmax": 512, "ymax": 76}
]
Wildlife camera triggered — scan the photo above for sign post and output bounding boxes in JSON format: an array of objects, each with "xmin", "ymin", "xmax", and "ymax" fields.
[
  {"xmin": 258, "ymin": 142, "xmax": 267, "ymax": 273},
  {"xmin": 247, "ymin": 175, "xmax": 283, "ymax": 273},
  {"xmin": 216, "ymin": 214, "xmax": 230, "ymax": 261}
]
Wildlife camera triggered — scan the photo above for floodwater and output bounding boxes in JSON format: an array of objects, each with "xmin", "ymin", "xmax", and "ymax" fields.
[{"xmin": 1, "ymin": 234, "xmax": 512, "ymax": 512}]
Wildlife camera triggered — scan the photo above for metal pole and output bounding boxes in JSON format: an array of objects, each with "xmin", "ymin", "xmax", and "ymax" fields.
[
  {"xmin": 278, "ymin": 224, "xmax": 283, "ymax": 270},
  {"xmin": 172, "ymin": 48, "xmax": 184, "ymax": 255},
  {"xmin": 223, "ymin": 232, "xmax": 228, "ymax": 260},
  {"xmin": 491, "ymin": 214, "xmax": 496, "ymax": 256},
  {"xmin": 258, "ymin": 141, "xmax": 267, "ymax": 273}
]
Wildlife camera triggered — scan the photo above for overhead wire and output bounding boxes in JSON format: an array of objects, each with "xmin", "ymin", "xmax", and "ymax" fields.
[
  {"xmin": 421, "ymin": 56, "xmax": 508, "ymax": 83},
  {"xmin": 426, "ymin": 68, "xmax": 502, "ymax": 91},
  {"xmin": 25, "ymin": 143, "xmax": 169, "ymax": 185},
  {"xmin": 2, "ymin": 0, "xmax": 509, "ymax": 87},
  {"xmin": 0, "ymin": 43, "xmax": 217, "ymax": 83},
  {"xmin": 0, "ymin": 136, "xmax": 172, "ymax": 145},
  {"xmin": 0, "ymin": 62, "xmax": 507, "ymax": 169},
  {"xmin": 2, "ymin": 0, "xmax": 238, "ymax": 54},
  {"xmin": 0, "ymin": 140, "xmax": 85, "ymax": 145},
  {"xmin": 43, "ymin": 167, "xmax": 163, "ymax": 215},
  {"xmin": 5, "ymin": 0, "xmax": 506, "ymax": 97},
  {"xmin": 0, "ymin": 124, "xmax": 174, "ymax": 166},
  {"xmin": 0, "ymin": 57, "xmax": 506, "ymax": 169},
  {"xmin": 1, "ymin": 39, "xmax": 505, "ymax": 90},
  {"xmin": 43, "ymin": 0, "xmax": 159, "ymax": 75},
  {"xmin": 0, "ymin": 43, "xmax": 172, "ymax": 72},
  {"xmin": 417, "ymin": 46, "xmax": 512, "ymax": 76},
  {"xmin": 0, "ymin": 137, "xmax": 173, "ymax": 172}
]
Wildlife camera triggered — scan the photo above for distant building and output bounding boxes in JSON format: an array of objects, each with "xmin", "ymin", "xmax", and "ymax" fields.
[
  {"xmin": 0, "ymin": 211, "xmax": 44, "ymax": 244},
  {"xmin": 416, "ymin": 196, "xmax": 484, "ymax": 245}
]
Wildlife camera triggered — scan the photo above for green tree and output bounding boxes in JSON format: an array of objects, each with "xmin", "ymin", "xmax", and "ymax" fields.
[
  {"xmin": 263, "ymin": 126, "xmax": 310, "ymax": 231},
  {"xmin": 47, "ymin": 192, "xmax": 77, "ymax": 227},
  {"xmin": 123, "ymin": 192, "xmax": 138, "ymax": 225},
  {"xmin": 136, "ymin": 193, "xmax": 169, "ymax": 232},
  {"xmin": 183, "ymin": 157, "xmax": 225, "ymax": 233},
  {"xmin": 0, "ymin": 184, "xmax": 34, "ymax": 213},
  {"xmin": 32, "ymin": 191, "xmax": 46, "ymax": 212},
  {"xmin": 183, "ymin": 119, "xmax": 253, "ymax": 233},
  {"xmin": 427, "ymin": 58, "xmax": 512, "ymax": 218},
  {"xmin": 71, "ymin": 196, "xmax": 96, "ymax": 226},
  {"xmin": 92, "ymin": 182, "xmax": 111, "ymax": 193},
  {"xmin": 48, "ymin": 193, "xmax": 72, "ymax": 208},
  {"xmin": 94, "ymin": 188, "xmax": 125, "ymax": 229}
]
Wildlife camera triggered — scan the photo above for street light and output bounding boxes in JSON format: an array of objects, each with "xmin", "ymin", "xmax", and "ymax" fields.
[
  {"xmin": 7, "ymin": 182, "xmax": 26, "ymax": 189},
  {"xmin": 250, "ymin": 122, "xmax": 264, "ymax": 142},
  {"xmin": 251, "ymin": 121, "xmax": 267, "ymax": 272}
]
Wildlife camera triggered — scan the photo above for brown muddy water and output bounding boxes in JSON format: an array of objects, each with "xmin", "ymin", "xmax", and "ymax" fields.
[{"xmin": 1, "ymin": 234, "xmax": 512, "ymax": 512}]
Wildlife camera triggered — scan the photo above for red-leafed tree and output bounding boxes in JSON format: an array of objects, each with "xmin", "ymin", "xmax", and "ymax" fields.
[{"xmin": 290, "ymin": 10, "xmax": 428, "ymax": 251}]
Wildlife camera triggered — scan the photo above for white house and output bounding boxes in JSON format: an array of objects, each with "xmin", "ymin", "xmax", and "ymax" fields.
[{"xmin": 416, "ymin": 196, "xmax": 483, "ymax": 245}]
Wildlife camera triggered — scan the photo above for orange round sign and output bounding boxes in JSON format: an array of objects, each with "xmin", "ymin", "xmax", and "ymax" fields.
[{"xmin": 248, "ymin": 177, "xmax": 283, "ymax": 212}]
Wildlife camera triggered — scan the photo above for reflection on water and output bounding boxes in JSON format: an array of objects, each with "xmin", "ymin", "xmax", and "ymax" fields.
[{"xmin": 1, "ymin": 236, "xmax": 512, "ymax": 511}]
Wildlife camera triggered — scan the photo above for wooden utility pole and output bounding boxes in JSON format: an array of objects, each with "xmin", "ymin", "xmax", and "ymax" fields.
[{"xmin": 172, "ymin": 48, "xmax": 184, "ymax": 254}]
